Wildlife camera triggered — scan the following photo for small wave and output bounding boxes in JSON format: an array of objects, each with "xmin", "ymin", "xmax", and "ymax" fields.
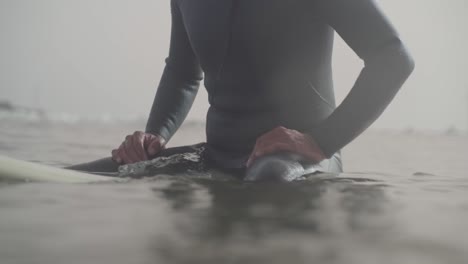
[
  {"xmin": 0, "ymin": 108, "xmax": 148, "ymax": 125},
  {"xmin": 0, "ymin": 108, "xmax": 205, "ymax": 127},
  {"xmin": 0, "ymin": 99, "xmax": 149, "ymax": 124},
  {"xmin": 0, "ymin": 101, "xmax": 207, "ymax": 125}
]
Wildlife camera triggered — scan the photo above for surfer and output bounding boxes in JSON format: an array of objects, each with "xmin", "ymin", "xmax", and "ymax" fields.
[{"xmin": 69, "ymin": 0, "xmax": 414, "ymax": 180}]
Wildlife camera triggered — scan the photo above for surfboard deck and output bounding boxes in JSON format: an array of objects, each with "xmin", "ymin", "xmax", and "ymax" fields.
[{"xmin": 0, "ymin": 156, "xmax": 118, "ymax": 183}]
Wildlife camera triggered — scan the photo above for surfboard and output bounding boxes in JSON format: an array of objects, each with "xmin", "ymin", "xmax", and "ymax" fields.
[{"xmin": 0, "ymin": 156, "xmax": 117, "ymax": 183}]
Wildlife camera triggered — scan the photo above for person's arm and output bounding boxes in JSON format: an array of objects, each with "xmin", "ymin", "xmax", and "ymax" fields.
[
  {"xmin": 145, "ymin": 0, "xmax": 203, "ymax": 142},
  {"xmin": 309, "ymin": 0, "xmax": 415, "ymax": 158}
]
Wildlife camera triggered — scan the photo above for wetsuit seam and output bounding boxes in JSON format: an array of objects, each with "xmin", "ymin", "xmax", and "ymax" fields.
[{"xmin": 306, "ymin": 80, "xmax": 335, "ymax": 110}]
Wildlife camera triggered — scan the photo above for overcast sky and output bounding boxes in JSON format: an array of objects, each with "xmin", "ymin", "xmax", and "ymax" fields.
[{"xmin": 0, "ymin": 0, "xmax": 467, "ymax": 131}]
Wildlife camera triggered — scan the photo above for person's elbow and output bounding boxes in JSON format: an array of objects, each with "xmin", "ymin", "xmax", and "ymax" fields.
[
  {"xmin": 394, "ymin": 41, "xmax": 415, "ymax": 79},
  {"xmin": 366, "ymin": 37, "xmax": 415, "ymax": 79}
]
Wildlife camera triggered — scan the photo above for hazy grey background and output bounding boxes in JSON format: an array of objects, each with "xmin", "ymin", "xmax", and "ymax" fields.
[{"xmin": 0, "ymin": 0, "xmax": 467, "ymax": 131}]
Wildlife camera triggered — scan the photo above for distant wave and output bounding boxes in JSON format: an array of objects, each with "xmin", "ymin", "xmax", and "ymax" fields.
[
  {"xmin": 0, "ymin": 100, "xmax": 464, "ymax": 134},
  {"xmin": 0, "ymin": 100, "xmax": 204, "ymax": 126},
  {"xmin": 0, "ymin": 110, "xmax": 142, "ymax": 124}
]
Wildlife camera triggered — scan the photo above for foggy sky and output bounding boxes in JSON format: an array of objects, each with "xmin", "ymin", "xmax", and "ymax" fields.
[{"xmin": 0, "ymin": 0, "xmax": 467, "ymax": 131}]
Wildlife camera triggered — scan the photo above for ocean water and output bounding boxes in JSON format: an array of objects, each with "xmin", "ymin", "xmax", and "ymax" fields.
[{"xmin": 1, "ymin": 114, "xmax": 468, "ymax": 264}]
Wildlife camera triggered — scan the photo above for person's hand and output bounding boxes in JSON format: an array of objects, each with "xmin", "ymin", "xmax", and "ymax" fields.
[
  {"xmin": 111, "ymin": 131, "xmax": 166, "ymax": 165},
  {"xmin": 246, "ymin": 126, "xmax": 326, "ymax": 167}
]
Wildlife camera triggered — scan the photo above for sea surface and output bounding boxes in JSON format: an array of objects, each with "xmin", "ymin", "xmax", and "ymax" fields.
[{"xmin": 0, "ymin": 113, "xmax": 468, "ymax": 264}]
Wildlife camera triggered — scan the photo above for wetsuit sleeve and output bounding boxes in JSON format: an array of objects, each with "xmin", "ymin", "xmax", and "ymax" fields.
[
  {"xmin": 310, "ymin": 0, "xmax": 415, "ymax": 157},
  {"xmin": 145, "ymin": 0, "xmax": 203, "ymax": 141}
]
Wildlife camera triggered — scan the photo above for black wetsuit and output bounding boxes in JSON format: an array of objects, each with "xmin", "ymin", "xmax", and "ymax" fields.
[{"xmin": 145, "ymin": 0, "xmax": 415, "ymax": 168}]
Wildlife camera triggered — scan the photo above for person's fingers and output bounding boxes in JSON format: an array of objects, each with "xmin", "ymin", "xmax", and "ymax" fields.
[
  {"xmin": 254, "ymin": 137, "xmax": 267, "ymax": 150},
  {"xmin": 123, "ymin": 137, "xmax": 141, "ymax": 163},
  {"xmin": 117, "ymin": 143, "xmax": 132, "ymax": 164},
  {"xmin": 132, "ymin": 132, "xmax": 148, "ymax": 161},
  {"xmin": 143, "ymin": 134, "xmax": 154, "ymax": 149},
  {"xmin": 247, "ymin": 142, "xmax": 295, "ymax": 167},
  {"xmin": 246, "ymin": 139, "xmax": 263, "ymax": 167},
  {"xmin": 146, "ymin": 134, "xmax": 166, "ymax": 156},
  {"xmin": 111, "ymin": 149, "xmax": 122, "ymax": 164},
  {"xmin": 120, "ymin": 136, "xmax": 134, "ymax": 163},
  {"xmin": 246, "ymin": 152, "xmax": 257, "ymax": 168},
  {"xmin": 247, "ymin": 144, "xmax": 273, "ymax": 167},
  {"xmin": 255, "ymin": 127, "xmax": 291, "ymax": 149},
  {"xmin": 259, "ymin": 142, "xmax": 295, "ymax": 157},
  {"xmin": 302, "ymin": 148, "xmax": 325, "ymax": 163},
  {"xmin": 128, "ymin": 134, "xmax": 146, "ymax": 161},
  {"xmin": 303, "ymin": 135, "xmax": 326, "ymax": 162},
  {"xmin": 270, "ymin": 126, "xmax": 287, "ymax": 137},
  {"xmin": 247, "ymin": 139, "xmax": 264, "ymax": 166},
  {"xmin": 253, "ymin": 134, "xmax": 272, "ymax": 151},
  {"xmin": 147, "ymin": 139, "xmax": 163, "ymax": 156},
  {"xmin": 248, "ymin": 127, "xmax": 326, "ymax": 167}
]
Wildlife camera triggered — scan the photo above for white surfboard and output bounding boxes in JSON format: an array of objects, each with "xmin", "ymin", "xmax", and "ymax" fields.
[{"xmin": 0, "ymin": 156, "xmax": 117, "ymax": 183}]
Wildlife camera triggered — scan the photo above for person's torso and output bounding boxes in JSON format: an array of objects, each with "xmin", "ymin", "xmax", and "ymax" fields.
[{"xmin": 175, "ymin": 0, "xmax": 337, "ymax": 166}]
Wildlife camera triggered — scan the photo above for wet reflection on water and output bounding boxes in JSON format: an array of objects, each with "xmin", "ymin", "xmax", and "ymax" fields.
[
  {"xmin": 1, "ymin": 174, "xmax": 468, "ymax": 264},
  {"xmin": 149, "ymin": 175, "xmax": 395, "ymax": 263}
]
